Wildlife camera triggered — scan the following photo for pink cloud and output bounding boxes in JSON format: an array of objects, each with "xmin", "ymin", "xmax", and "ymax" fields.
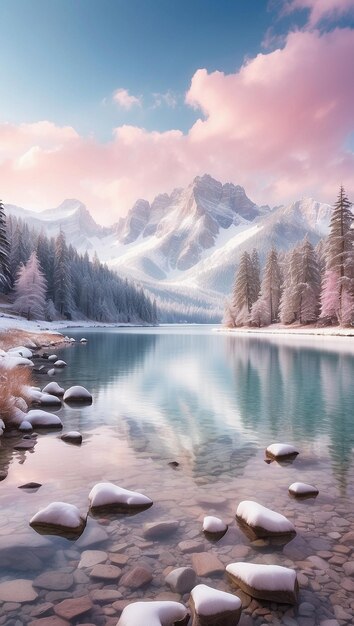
[
  {"xmin": 113, "ymin": 88, "xmax": 142, "ymax": 109},
  {"xmin": 1, "ymin": 27, "xmax": 354, "ymax": 224},
  {"xmin": 281, "ymin": 0, "xmax": 354, "ymax": 26}
]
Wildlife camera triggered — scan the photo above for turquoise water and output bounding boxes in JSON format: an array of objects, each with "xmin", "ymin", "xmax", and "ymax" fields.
[{"xmin": 1, "ymin": 326, "xmax": 354, "ymax": 624}]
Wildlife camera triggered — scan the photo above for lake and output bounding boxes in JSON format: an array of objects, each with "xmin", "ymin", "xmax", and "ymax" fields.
[{"xmin": 0, "ymin": 326, "xmax": 354, "ymax": 625}]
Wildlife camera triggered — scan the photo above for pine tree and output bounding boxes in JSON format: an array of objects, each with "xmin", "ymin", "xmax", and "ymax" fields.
[
  {"xmin": 250, "ymin": 248, "xmax": 261, "ymax": 305},
  {"xmin": 259, "ymin": 247, "xmax": 282, "ymax": 323},
  {"xmin": 0, "ymin": 200, "xmax": 11, "ymax": 290},
  {"xmin": 54, "ymin": 231, "xmax": 73, "ymax": 317},
  {"xmin": 297, "ymin": 238, "xmax": 321, "ymax": 323},
  {"xmin": 231, "ymin": 251, "xmax": 254, "ymax": 326},
  {"xmin": 279, "ymin": 246, "xmax": 302, "ymax": 324},
  {"xmin": 321, "ymin": 187, "xmax": 354, "ymax": 325},
  {"xmin": 13, "ymin": 252, "xmax": 47, "ymax": 320}
]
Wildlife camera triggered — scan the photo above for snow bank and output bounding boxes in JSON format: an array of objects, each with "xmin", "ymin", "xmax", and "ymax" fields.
[
  {"xmin": 236, "ymin": 501, "xmax": 295, "ymax": 536},
  {"xmin": 203, "ymin": 516, "xmax": 228, "ymax": 534},
  {"xmin": 42, "ymin": 382, "xmax": 65, "ymax": 396},
  {"xmin": 63, "ymin": 385, "xmax": 92, "ymax": 403},
  {"xmin": 26, "ymin": 410, "xmax": 63, "ymax": 429},
  {"xmin": 266, "ymin": 443, "xmax": 299, "ymax": 459},
  {"xmin": 8, "ymin": 346, "xmax": 33, "ymax": 358},
  {"xmin": 288, "ymin": 482, "xmax": 319, "ymax": 497},
  {"xmin": 89, "ymin": 482, "xmax": 153, "ymax": 512},
  {"xmin": 1, "ymin": 355, "xmax": 34, "ymax": 369},
  {"xmin": 191, "ymin": 583, "xmax": 241, "ymax": 617},
  {"xmin": 226, "ymin": 562, "xmax": 298, "ymax": 604},
  {"xmin": 118, "ymin": 600, "xmax": 188, "ymax": 626}
]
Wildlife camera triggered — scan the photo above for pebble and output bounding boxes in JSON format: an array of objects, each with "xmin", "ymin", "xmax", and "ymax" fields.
[
  {"xmin": 78, "ymin": 550, "xmax": 107, "ymax": 568},
  {"xmin": 120, "ymin": 565, "xmax": 153, "ymax": 589},
  {"xmin": 89, "ymin": 564, "xmax": 122, "ymax": 581},
  {"xmin": 165, "ymin": 566, "xmax": 196, "ymax": 593},
  {"xmin": 33, "ymin": 572, "xmax": 74, "ymax": 591},
  {"xmin": 54, "ymin": 595, "xmax": 92, "ymax": 620},
  {"xmin": 191, "ymin": 551, "xmax": 225, "ymax": 576}
]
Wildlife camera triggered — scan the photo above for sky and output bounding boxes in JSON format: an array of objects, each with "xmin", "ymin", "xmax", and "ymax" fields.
[{"xmin": 0, "ymin": 0, "xmax": 354, "ymax": 224}]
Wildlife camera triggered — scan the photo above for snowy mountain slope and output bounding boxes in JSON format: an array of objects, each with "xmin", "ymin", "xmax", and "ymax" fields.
[{"xmin": 4, "ymin": 178, "xmax": 333, "ymax": 319}]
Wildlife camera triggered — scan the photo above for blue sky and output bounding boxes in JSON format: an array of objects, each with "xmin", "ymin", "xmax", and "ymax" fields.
[
  {"xmin": 0, "ymin": 0, "xmax": 304, "ymax": 138},
  {"xmin": 0, "ymin": 0, "xmax": 353, "ymax": 220}
]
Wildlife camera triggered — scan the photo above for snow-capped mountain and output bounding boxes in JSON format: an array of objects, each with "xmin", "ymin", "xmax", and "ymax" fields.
[{"xmin": 4, "ymin": 176, "xmax": 333, "ymax": 319}]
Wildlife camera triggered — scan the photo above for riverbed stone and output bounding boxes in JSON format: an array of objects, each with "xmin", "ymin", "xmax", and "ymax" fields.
[
  {"xmin": 30, "ymin": 603, "xmax": 54, "ymax": 618},
  {"xmin": 75, "ymin": 524, "xmax": 108, "ymax": 548},
  {"xmin": 0, "ymin": 579, "xmax": 38, "ymax": 602},
  {"xmin": 165, "ymin": 566, "xmax": 197, "ymax": 593},
  {"xmin": 54, "ymin": 595, "xmax": 92, "ymax": 620},
  {"xmin": 143, "ymin": 520, "xmax": 179, "ymax": 539},
  {"xmin": 120, "ymin": 564, "xmax": 153, "ymax": 589},
  {"xmin": 0, "ymin": 533, "xmax": 54, "ymax": 571},
  {"xmin": 78, "ymin": 550, "xmax": 107, "ymax": 568},
  {"xmin": 89, "ymin": 563, "xmax": 122, "ymax": 580},
  {"xmin": 29, "ymin": 618, "xmax": 69, "ymax": 626},
  {"xmin": 191, "ymin": 552, "xmax": 225, "ymax": 576},
  {"xmin": 33, "ymin": 571, "xmax": 74, "ymax": 591},
  {"xmin": 178, "ymin": 540, "xmax": 203, "ymax": 554},
  {"xmin": 90, "ymin": 589, "xmax": 122, "ymax": 604}
]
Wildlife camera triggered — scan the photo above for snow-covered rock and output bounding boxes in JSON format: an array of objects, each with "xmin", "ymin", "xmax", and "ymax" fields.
[
  {"xmin": 48, "ymin": 368, "xmax": 55, "ymax": 376},
  {"xmin": 70, "ymin": 337, "xmax": 76, "ymax": 342},
  {"xmin": 38, "ymin": 393, "xmax": 62, "ymax": 407},
  {"xmin": 203, "ymin": 516, "xmax": 228, "ymax": 537},
  {"xmin": 63, "ymin": 385, "xmax": 92, "ymax": 404},
  {"xmin": 30, "ymin": 501, "xmax": 86, "ymax": 539},
  {"xmin": 80, "ymin": 338, "xmax": 88, "ymax": 343},
  {"xmin": 26, "ymin": 410, "xmax": 63, "ymax": 429},
  {"xmin": 1, "ymin": 355, "xmax": 34, "ymax": 369},
  {"xmin": 8, "ymin": 346, "xmax": 33, "ymax": 358},
  {"xmin": 47, "ymin": 354, "xmax": 58, "ymax": 362},
  {"xmin": 61, "ymin": 431, "xmax": 82, "ymax": 445},
  {"xmin": 89, "ymin": 482, "xmax": 153, "ymax": 512},
  {"xmin": 54, "ymin": 360, "xmax": 67, "ymax": 368},
  {"xmin": 236, "ymin": 501, "xmax": 295, "ymax": 538},
  {"xmin": 118, "ymin": 600, "xmax": 189, "ymax": 626},
  {"xmin": 165, "ymin": 567, "xmax": 196, "ymax": 594},
  {"xmin": 226, "ymin": 562, "xmax": 299, "ymax": 604},
  {"xmin": 190, "ymin": 584, "xmax": 242, "ymax": 626},
  {"xmin": 266, "ymin": 443, "xmax": 299, "ymax": 460},
  {"xmin": 19, "ymin": 421, "xmax": 33, "ymax": 432},
  {"xmin": 24, "ymin": 387, "xmax": 43, "ymax": 403},
  {"xmin": 288, "ymin": 482, "xmax": 319, "ymax": 498},
  {"xmin": 42, "ymin": 382, "xmax": 65, "ymax": 396}
]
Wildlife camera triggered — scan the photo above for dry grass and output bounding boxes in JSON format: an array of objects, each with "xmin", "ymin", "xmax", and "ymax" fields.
[
  {"xmin": 0, "ymin": 365, "xmax": 34, "ymax": 424},
  {"xmin": 0, "ymin": 328, "xmax": 63, "ymax": 351}
]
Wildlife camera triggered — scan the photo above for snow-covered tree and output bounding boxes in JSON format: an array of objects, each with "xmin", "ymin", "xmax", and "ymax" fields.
[
  {"xmin": 231, "ymin": 251, "xmax": 254, "ymax": 326},
  {"xmin": 257, "ymin": 247, "xmax": 282, "ymax": 324},
  {"xmin": 13, "ymin": 252, "xmax": 47, "ymax": 320},
  {"xmin": 250, "ymin": 248, "xmax": 261, "ymax": 305},
  {"xmin": 54, "ymin": 231, "xmax": 73, "ymax": 317},
  {"xmin": 250, "ymin": 297, "xmax": 270, "ymax": 327},
  {"xmin": 280, "ymin": 239, "xmax": 321, "ymax": 324},
  {"xmin": 321, "ymin": 187, "xmax": 354, "ymax": 325},
  {"xmin": 0, "ymin": 200, "xmax": 10, "ymax": 291}
]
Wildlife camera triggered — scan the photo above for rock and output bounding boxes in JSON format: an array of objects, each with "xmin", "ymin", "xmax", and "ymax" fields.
[
  {"xmin": 80, "ymin": 338, "xmax": 88, "ymax": 343},
  {"xmin": 63, "ymin": 385, "xmax": 92, "ymax": 404},
  {"xmin": 29, "ymin": 618, "xmax": 69, "ymax": 626},
  {"xmin": 19, "ymin": 420, "xmax": 33, "ymax": 432},
  {"xmin": 19, "ymin": 482, "xmax": 42, "ymax": 490},
  {"xmin": 0, "ymin": 532, "xmax": 54, "ymax": 571},
  {"xmin": 78, "ymin": 550, "xmax": 107, "ymax": 568},
  {"xmin": 266, "ymin": 443, "xmax": 299, "ymax": 460},
  {"xmin": 202, "ymin": 516, "xmax": 228, "ymax": 538},
  {"xmin": 0, "ymin": 579, "xmax": 38, "ymax": 602},
  {"xmin": 226, "ymin": 562, "xmax": 299, "ymax": 604},
  {"xmin": 61, "ymin": 431, "xmax": 82, "ymax": 445},
  {"xmin": 90, "ymin": 564, "xmax": 122, "ymax": 581},
  {"xmin": 236, "ymin": 500, "xmax": 296, "ymax": 539},
  {"xmin": 288, "ymin": 483, "xmax": 319, "ymax": 498},
  {"xmin": 0, "ymin": 470, "xmax": 7, "ymax": 481},
  {"xmin": 38, "ymin": 393, "xmax": 62, "ymax": 407},
  {"xmin": 33, "ymin": 571, "xmax": 74, "ymax": 591},
  {"xmin": 191, "ymin": 552, "xmax": 225, "ymax": 576},
  {"xmin": 190, "ymin": 583, "xmax": 242, "ymax": 626},
  {"xmin": 165, "ymin": 567, "xmax": 197, "ymax": 593},
  {"xmin": 42, "ymin": 382, "xmax": 64, "ymax": 396},
  {"xmin": 30, "ymin": 603, "xmax": 54, "ymax": 618},
  {"xmin": 48, "ymin": 369, "xmax": 55, "ymax": 376},
  {"xmin": 299, "ymin": 602, "xmax": 315, "ymax": 616},
  {"xmin": 54, "ymin": 596, "xmax": 92, "ymax": 620},
  {"xmin": 143, "ymin": 520, "xmax": 179, "ymax": 539},
  {"xmin": 30, "ymin": 502, "xmax": 86, "ymax": 539},
  {"xmin": 343, "ymin": 561, "xmax": 354, "ymax": 576},
  {"xmin": 14, "ymin": 439, "xmax": 36, "ymax": 450},
  {"xmin": 118, "ymin": 600, "xmax": 188, "ymax": 626},
  {"xmin": 120, "ymin": 565, "xmax": 153, "ymax": 589},
  {"xmin": 74, "ymin": 524, "xmax": 108, "ymax": 548},
  {"xmin": 90, "ymin": 589, "xmax": 122, "ymax": 604},
  {"xmin": 47, "ymin": 355, "xmax": 58, "ymax": 362},
  {"xmin": 89, "ymin": 482, "xmax": 152, "ymax": 513},
  {"xmin": 26, "ymin": 410, "xmax": 63, "ymax": 429},
  {"xmin": 178, "ymin": 540, "xmax": 204, "ymax": 554},
  {"xmin": 54, "ymin": 360, "xmax": 67, "ymax": 368}
]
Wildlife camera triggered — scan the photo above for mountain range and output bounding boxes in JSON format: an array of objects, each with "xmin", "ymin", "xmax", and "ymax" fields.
[{"xmin": 5, "ymin": 174, "xmax": 333, "ymax": 321}]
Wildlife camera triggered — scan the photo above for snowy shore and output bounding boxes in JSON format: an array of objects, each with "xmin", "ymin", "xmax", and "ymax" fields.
[
  {"xmin": 217, "ymin": 324, "xmax": 354, "ymax": 338},
  {"xmin": 0, "ymin": 311, "xmax": 148, "ymax": 335}
]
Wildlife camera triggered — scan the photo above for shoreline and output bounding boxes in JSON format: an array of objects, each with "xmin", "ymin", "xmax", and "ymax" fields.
[{"xmin": 217, "ymin": 325, "xmax": 354, "ymax": 338}]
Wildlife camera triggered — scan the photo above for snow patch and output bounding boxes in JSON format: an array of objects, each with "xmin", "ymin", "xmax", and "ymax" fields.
[
  {"xmin": 118, "ymin": 600, "xmax": 188, "ymax": 626},
  {"xmin": 226, "ymin": 562, "xmax": 297, "ymax": 592},
  {"xmin": 236, "ymin": 501, "xmax": 295, "ymax": 534},
  {"xmin": 191, "ymin": 583, "xmax": 241, "ymax": 616},
  {"xmin": 203, "ymin": 516, "xmax": 228, "ymax": 534},
  {"xmin": 266, "ymin": 443, "xmax": 299, "ymax": 459},
  {"xmin": 89, "ymin": 482, "xmax": 152, "ymax": 511}
]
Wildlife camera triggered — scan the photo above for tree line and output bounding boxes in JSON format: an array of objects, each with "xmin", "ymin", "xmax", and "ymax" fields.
[
  {"xmin": 225, "ymin": 187, "xmax": 354, "ymax": 328},
  {"xmin": 0, "ymin": 203, "xmax": 158, "ymax": 324}
]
